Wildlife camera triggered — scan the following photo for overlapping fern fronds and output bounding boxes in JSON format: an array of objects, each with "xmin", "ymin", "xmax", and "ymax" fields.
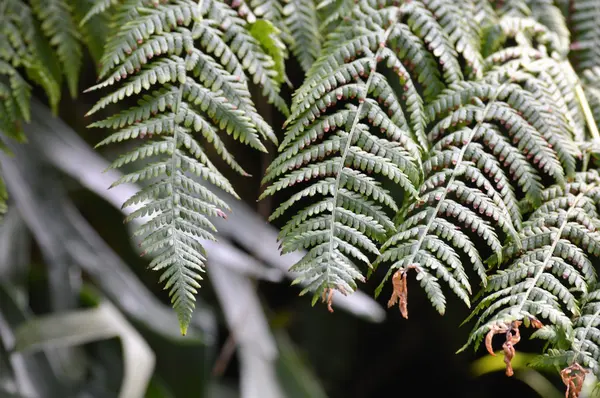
[
  {"xmin": 86, "ymin": 0, "xmax": 287, "ymax": 334},
  {"xmin": 262, "ymin": 1, "xmax": 434, "ymax": 307},
  {"xmin": 375, "ymin": 1, "xmax": 584, "ymax": 318},
  {"xmin": 460, "ymin": 172, "xmax": 600, "ymax": 383},
  {"xmin": 531, "ymin": 284, "xmax": 600, "ymax": 391}
]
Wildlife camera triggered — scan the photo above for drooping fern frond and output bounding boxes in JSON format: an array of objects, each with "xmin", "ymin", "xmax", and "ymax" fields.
[
  {"xmin": 0, "ymin": 0, "xmax": 64, "ymax": 128},
  {"xmin": 262, "ymin": 1, "xmax": 442, "ymax": 308},
  {"xmin": 283, "ymin": 0, "xmax": 321, "ymax": 73},
  {"xmin": 461, "ymin": 171, "xmax": 600, "ymax": 366},
  {"xmin": 87, "ymin": 0, "xmax": 285, "ymax": 334},
  {"xmin": 29, "ymin": 0, "xmax": 83, "ymax": 98},
  {"xmin": 569, "ymin": 0, "xmax": 600, "ymax": 73}
]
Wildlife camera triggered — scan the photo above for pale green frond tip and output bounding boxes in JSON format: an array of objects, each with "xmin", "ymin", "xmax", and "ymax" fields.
[
  {"xmin": 249, "ymin": 19, "xmax": 287, "ymax": 86},
  {"xmin": 179, "ymin": 320, "xmax": 189, "ymax": 336}
]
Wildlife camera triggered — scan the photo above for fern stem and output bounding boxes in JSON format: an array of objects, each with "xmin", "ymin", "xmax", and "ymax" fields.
[
  {"xmin": 400, "ymin": 83, "xmax": 512, "ymax": 274},
  {"xmin": 563, "ymin": 61, "xmax": 600, "ymax": 141},
  {"xmin": 513, "ymin": 191, "xmax": 586, "ymax": 318},
  {"xmin": 325, "ymin": 12, "xmax": 399, "ymax": 290}
]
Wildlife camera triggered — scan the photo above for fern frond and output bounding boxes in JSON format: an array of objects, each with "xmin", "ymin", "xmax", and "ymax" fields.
[
  {"xmin": 263, "ymin": 5, "xmax": 425, "ymax": 307},
  {"xmin": 72, "ymin": 0, "xmax": 112, "ymax": 64},
  {"xmin": 376, "ymin": 82, "xmax": 537, "ymax": 315},
  {"xmin": 533, "ymin": 286, "xmax": 600, "ymax": 378},
  {"xmin": 420, "ymin": 0, "xmax": 484, "ymax": 79},
  {"xmin": 283, "ymin": 0, "xmax": 321, "ymax": 73},
  {"xmin": 30, "ymin": 0, "xmax": 83, "ymax": 97},
  {"xmin": 582, "ymin": 67, "xmax": 600, "ymax": 132},
  {"xmin": 80, "ymin": 0, "xmax": 120, "ymax": 25},
  {"xmin": 527, "ymin": 0, "xmax": 570, "ymax": 55},
  {"xmin": 0, "ymin": 0, "xmax": 62, "ymax": 121},
  {"xmin": 87, "ymin": 0, "xmax": 282, "ymax": 333},
  {"xmin": 569, "ymin": 0, "xmax": 600, "ymax": 72},
  {"xmin": 462, "ymin": 172, "xmax": 600, "ymax": 355}
]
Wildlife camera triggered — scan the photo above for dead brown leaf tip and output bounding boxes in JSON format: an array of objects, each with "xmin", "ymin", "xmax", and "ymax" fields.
[
  {"xmin": 322, "ymin": 288, "xmax": 335, "ymax": 313},
  {"xmin": 485, "ymin": 318, "xmax": 543, "ymax": 377},
  {"xmin": 387, "ymin": 265, "xmax": 417, "ymax": 319},
  {"xmin": 561, "ymin": 363, "xmax": 589, "ymax": 398}
]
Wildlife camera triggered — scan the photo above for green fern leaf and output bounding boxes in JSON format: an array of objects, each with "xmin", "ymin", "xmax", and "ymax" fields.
[
  {"xmin": 87, "ymin": 0, "xmax": 283, "ymax": 334},
  {"xmin": 248, "ymin": 19, "xmax": 286, "ymax": 85},
  {"xmin": 263, "ymin": 4, "xmax": 424, "ymax": 308},
  {"xmin": 462, "ymin": 172, "xmax": 600, "ymax": 355},
  {"xmin": 283, "ymin": 0, "xmax": 321, "ymax": 73},
  {"xmin": 570, "ymin": 0, "xmax": 600, "ymax": 72},
  {"xmin": 30, "ymin": 0, "xmax": 83, "ymax": 97}
]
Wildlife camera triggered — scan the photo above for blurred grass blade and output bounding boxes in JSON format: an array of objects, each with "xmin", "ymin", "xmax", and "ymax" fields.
[
  {"xmin": 275, "ymin": 331, "xmax": 327, "ymax": 398},
  {"xmin": 0, "ymin": 285, "xmax": 68, "ymax": 398},
  {"xmin": 471, "ymin": 353, "xmax": 562, "ymax": 398},
  {"xmin": 0, "ymin": 209, "xmax": 31, "ymax": 307},
  {"xmin": 209, "ymin": 262, "xmax": 285, "ymax": 398},
  {"xmin": 14, "ymin": 299, "xmax": 155, "ymax": 398}
]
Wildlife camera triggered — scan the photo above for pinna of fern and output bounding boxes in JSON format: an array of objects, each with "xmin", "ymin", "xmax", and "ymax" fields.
[
  {"xmin": 1, "ymin": 0, "xmax": 97, "ymax": 218},
  {"xmin": 568, "ymin": 0, "xmax": 600, "ymax": 73},
  {"xmin": 0, "ymin": 0, "xmax": 72, "ymax": 132},
  {"xmin": 86, "ymin": 0, "xmax": 286, "ymax": 334},
  {"xmin": 459, "ymin": 171, "xmax": 600, "ymax": 384}
]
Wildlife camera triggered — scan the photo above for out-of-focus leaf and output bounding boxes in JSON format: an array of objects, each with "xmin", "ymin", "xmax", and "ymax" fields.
[
  {"xmin": 13, "ymin": 295, "xmax": 155, "ymax": 398},
  {"xmin": 0, "ymin": 388, "xmax": 30, "ymax": 398},
  {"xmin": 471, "ymin": 353, "xmax": 563, "ymax": 398},
  {"xmin": 208, "ymin": 383, "xmax": 239, "ymax": 398},
  {"xmin": 516, "ymin": 371, "xmax": 563, "ymax": 398},
  {"xmin": 0, "ymin": 209, "xmax": 31, "ymax": 307},
  {"xmin": 249, "ymin": 20, "xmax": 286, "ymax": 84},
  {"xmin": 470, "ymin": 352, "xmax": 539, "ymax": 377},
  {"xmin": 0, "ymin": 285, "xmax": 68, "ymax": 398},
  {"xmin": 209, "ymin": 262, "xmax": 285, "ymax": 398},
  {"xmin": 275, "ymin": 331, "xmax": 327, "ymax": 398}
]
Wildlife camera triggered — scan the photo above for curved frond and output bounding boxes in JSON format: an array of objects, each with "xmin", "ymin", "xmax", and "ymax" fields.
[{"xmin": 87, "ymin": 0, "xmax": 283, "ymax": 333}]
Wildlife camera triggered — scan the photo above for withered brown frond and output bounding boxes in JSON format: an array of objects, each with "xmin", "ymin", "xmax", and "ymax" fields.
[
  {"xmin": 484, "ymin": 319, "xmax": 542, "ymax": 376},
  {"xmin": 322, "ymin": 288, "xmax": 335, "ymax": 313},
  {"xmin": 561, "ymin": 363, "xmax": 589, "ymax": 398},
  {"xmin": 387, "ymin": 266, "xmax": 418, "ymax": 319}
]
